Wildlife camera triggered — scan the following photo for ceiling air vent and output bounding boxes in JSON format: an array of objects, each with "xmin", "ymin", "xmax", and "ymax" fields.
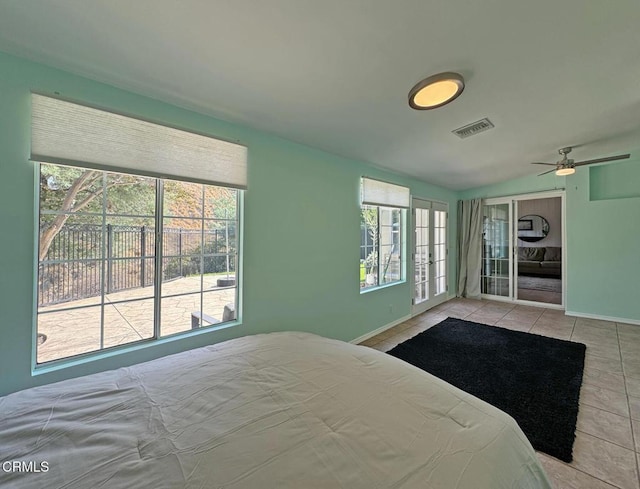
[{"xmin": 452, "ymin": 118, "xmax": 494, "ymax": 139}]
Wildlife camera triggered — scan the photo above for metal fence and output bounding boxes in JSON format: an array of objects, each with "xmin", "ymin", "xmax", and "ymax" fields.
[{"xmin": 38, "ymin": 224, "xmax": 234, "ymax": 307}]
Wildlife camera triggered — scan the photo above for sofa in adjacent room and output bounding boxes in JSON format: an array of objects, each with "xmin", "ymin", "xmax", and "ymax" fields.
[{"xmin": 517, "ymin": 246, "xmax": 561, "ymax": 278}]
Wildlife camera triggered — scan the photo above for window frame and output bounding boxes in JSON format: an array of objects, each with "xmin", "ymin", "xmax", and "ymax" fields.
[
  {"xmin": 34, "ymin": 162, "xmax": 242, "ymax": 367},
  {"xmin": 360, "ymin": 204, "xmax": 405, "ymax": 291}
]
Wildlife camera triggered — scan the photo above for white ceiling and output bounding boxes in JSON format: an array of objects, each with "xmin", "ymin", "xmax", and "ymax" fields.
[{"xmin": 1, "ymin": 0, "xmax": 639, "ymax": 190}]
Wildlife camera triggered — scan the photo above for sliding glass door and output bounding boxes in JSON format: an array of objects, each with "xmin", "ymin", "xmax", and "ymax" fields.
[
  {"xmin": 480, "ymin": 192, "xmax": 565, "ymax": 306},
  {"xmin": 481, "ymin": 201, "xmax": 512, "ymax": 298}
]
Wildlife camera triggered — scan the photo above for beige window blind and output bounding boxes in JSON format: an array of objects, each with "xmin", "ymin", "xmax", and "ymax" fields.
[
  {"xmin": 361, "ymin": 177, "xmax": 410, "ymax": 208},
  {"xmin": 31, "ymin": 94, "xmax": 247, "ymax": 189}
]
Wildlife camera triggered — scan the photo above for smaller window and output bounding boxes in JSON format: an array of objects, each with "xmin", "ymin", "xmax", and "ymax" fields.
[
  {"xmin": 359, "ymin": 177, "xmax": 409, "ymax": 290},
  {"xmin": 360, "ymin": 205, "xmax": 403, "ymax": 289}
]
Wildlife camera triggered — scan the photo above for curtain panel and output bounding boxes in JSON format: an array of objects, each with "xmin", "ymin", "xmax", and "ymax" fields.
[{"xmin": 457, "ymin": 199, "xmax": 483, "ymax": 298}]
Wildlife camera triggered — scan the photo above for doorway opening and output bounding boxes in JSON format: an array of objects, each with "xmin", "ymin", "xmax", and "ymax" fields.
[
  {"xmin": 481, "ymin": 192, "xmax": 565, "ymax": 307},
  {"xmin": 516, "ymin": 197, "xmax": 562, "ymax": 305}
]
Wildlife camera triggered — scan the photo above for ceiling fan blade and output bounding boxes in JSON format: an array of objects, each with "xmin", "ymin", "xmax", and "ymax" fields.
[
  {"xmin": 537, "ymin": 168, "xmax": 557, "ymax": 176},
  {"xmin": 573, "ymin": 154, "xmax": 630, "ymax": 167},
  {"xmin": 531, "ymin": 162, "xmax": 556, "ymax": 166}
]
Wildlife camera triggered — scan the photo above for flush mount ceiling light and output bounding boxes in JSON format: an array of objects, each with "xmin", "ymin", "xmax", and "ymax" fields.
[{"xmin": 408, "ymin": 72, "xmax": 465, "ymax": 110}]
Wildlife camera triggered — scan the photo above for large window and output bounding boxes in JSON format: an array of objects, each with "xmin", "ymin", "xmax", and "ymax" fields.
[
  {"xmin": 359, "ymin": 178, "xmax": 409, "ymax": 290},
  {"xmin": 37, "ymin": 164, "xmax": 239, "ymax": 363},
  {"xmin": 32, "ymin": 94, "xmax": 246, "ymax": 364}
]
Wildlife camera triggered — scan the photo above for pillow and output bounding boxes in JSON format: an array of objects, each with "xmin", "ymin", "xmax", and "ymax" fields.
[
  {"xmin": 544, "ymin": 247, "xmax": 562, "ymax": 262},
  {"xmin": 518, "ymin": 247, "xmax": 545, "ymax": 261}
]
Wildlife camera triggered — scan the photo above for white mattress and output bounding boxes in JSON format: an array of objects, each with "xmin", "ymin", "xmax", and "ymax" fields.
[{"xmin": 0, "ymin": 332, "xmax": 551, "ymax": 488}]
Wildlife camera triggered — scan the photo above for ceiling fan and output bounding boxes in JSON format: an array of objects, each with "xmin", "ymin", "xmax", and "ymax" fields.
[{"xmin": 532, "ymin": 147, "xmax": 630, "ymax": 176}]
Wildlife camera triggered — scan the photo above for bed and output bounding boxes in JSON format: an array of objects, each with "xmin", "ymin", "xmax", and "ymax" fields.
[{"xmin": 0, "ymin": 332, "xmax": 550, "ymax": 488}]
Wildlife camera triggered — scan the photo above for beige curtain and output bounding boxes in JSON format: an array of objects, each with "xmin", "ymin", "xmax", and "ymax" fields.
[{"xmin": 457, "ymin": 199, "xmax": 483, "ymax": 298}]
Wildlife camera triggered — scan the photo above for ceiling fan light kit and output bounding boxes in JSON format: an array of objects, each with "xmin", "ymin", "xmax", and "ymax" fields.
[
  {"xmin": 555, "ymin": 167, "xmax": 575, "ymax": 176},
  {"xmin": 531, "ymin": 146, "xmax": 630, "ymax": 177},
  {"xmin": 408, "ymin": 72, "xmax": 464, "ymax": 110}
]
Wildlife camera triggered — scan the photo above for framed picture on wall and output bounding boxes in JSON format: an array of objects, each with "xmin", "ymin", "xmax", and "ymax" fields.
[{"xmin": 518, "ymin": 219, "xmax": 533, "ymax": 231}]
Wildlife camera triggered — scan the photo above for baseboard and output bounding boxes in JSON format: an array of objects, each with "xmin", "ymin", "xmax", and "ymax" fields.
[
  {"xmin": 565, "ymin": 310, "xmax": 640, "ymax": 326},
  {"xmin": 350, "ymin": 314, "xmax": 412, "ymax": 345}
]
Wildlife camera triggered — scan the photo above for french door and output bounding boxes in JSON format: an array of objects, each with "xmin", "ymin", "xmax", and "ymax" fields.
[{"xmin": 412, "ymin": 198, "xmax": 449, "ymax": 316}]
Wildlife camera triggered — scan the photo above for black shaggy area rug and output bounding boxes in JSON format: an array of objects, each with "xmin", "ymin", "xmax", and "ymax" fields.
[{"xmin": 388, "ymin": 317, "xmax": 586, "ymax": 462}]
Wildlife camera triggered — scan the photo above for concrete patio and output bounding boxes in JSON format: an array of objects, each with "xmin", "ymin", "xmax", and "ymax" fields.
[{"xmin": 37, "ymin": 275, "xmax": 236, "ymax": 363}]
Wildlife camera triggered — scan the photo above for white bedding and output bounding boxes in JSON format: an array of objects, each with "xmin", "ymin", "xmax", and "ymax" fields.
[{"xmin": 0, "ymin": 332, "xmax": 550, "ymax": 488}]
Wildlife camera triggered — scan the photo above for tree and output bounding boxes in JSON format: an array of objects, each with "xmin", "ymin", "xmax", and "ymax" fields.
[
  {"xmin": 38, "ymin": 164, "xmax": 155, "ymax": 261},
  {"xmin": 361, "ymin": 207, "xmax": 378, "ymax": 276},
  {"xmin": 39, "ymin": 163, "xmax": 239, "ymax": 273}
]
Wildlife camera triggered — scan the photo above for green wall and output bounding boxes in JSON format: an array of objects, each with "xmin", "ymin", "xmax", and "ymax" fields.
[
  {"xmin": 2, "ymin": 49, "xmax": 636, "ymax": 397},
  {"xmin": 568, "ymin": 163, "xmax": 640, "ymax": 319},
  {"xmin": 0, "ymin": 52, "xmax": 457, "ymax": 396},
  {"xmin": 460, "ymin": 163, "xmax": 640, "ymax": 323}
]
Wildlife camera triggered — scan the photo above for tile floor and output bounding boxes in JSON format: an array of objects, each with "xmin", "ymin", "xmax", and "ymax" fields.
[{"xmin": 359, "ymin": 297, "xmax": 640, "ymax": 489}]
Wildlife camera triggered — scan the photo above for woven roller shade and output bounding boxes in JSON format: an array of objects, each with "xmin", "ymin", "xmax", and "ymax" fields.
[
  {"xmin": 361, "ymin": 177, "xmax": 410, "ymax": 208},
  {"xmin": 31, "ymin": 94, "xmax": 247, "ymax": 189}
]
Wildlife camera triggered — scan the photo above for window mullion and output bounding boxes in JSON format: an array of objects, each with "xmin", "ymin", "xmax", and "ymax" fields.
[
  {"xmin": 153, "ymin": 180, "xmax": 164, "ymax": 339},
  {"xmin": 234, "ymin": 191, "xmax": 240, "ymax": 319},
  {"xmin": 200, "ymin": 185, "xmax": 205, "ymax": 319},
  {"xmin": 99, "ymin": 172, "xmax": 107, "ymax": 350},
  {"xmin": 377, "ymin": 207, "xmax": 381, "ymax": 287},
  {"xmin": 398, "ymin": 211, "xmax": 401, "ymax": 281}
]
